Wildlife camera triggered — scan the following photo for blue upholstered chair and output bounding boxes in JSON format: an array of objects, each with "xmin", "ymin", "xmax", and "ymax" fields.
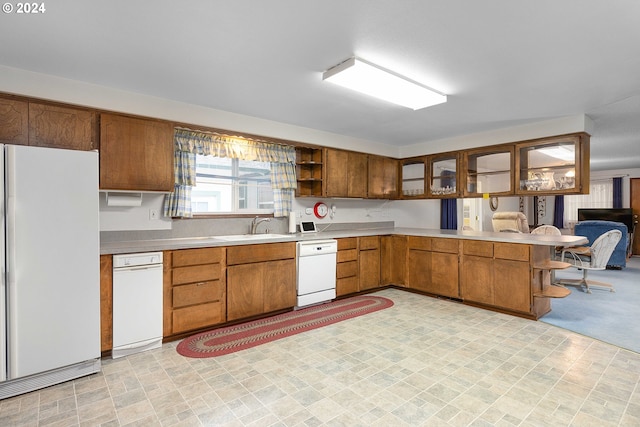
[{"xmin": 573, "ymin": 220, "xmax": 629, "ymax": 268}]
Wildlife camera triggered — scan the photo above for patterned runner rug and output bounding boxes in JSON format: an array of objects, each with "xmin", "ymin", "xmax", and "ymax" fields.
[{"xmin": 176, "ymin": 295, "xmax": 393, "ymax": 358}]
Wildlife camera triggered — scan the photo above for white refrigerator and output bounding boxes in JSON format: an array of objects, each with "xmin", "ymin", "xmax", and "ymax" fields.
[{"xmin": 0, "ymin": 144, "xmax": 101, "ymax": 399}]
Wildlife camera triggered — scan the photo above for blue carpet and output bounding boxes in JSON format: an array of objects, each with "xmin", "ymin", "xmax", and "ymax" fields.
[{"xmin": 540, "ymin": 255, "xmax": 640, "ymax": 353}]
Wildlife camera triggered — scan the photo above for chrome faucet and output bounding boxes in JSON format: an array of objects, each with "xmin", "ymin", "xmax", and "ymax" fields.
[{"xmin": 250, "ymin": 216, "xmax": 271, "ymax": 234}]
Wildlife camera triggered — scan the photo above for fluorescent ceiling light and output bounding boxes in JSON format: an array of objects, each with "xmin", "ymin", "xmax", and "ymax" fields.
[
  {"xmin": 538, "ymin": 146, "xmax": 575, "ymax": 162},
  {"xmin": 322, "ymin": 57, "xmax": 446, "ymax": 110}
]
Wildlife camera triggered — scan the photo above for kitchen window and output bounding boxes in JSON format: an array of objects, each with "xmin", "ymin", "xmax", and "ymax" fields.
[
  {"xmin": 563, "ymin": 179, "xmax": 613, "ymax": 228},
  {"xmin": 163, "ymin": 128, "xmax": 296, "ymax": 218},
  {"xmin": 191, "ymin": 155, "xmax": 273, "ymax": 214}
]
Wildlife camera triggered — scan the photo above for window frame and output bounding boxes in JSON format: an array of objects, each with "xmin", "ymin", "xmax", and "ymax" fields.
[{"xmin": 190, "ymin": 154, "xmax": 274, "ymax": 216}]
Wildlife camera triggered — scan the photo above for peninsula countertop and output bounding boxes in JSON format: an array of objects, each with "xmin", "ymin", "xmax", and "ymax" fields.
[{"xmin": 100, "ymin": 227, "xmax": 588, "ymax": 255}]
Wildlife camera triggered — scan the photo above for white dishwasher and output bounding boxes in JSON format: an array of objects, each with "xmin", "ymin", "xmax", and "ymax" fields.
[
  {"xmin": 112, "ymin": 252, "xmax": 163, "ymax": 358},
  {"xmin": 296, "ymin": 239, "xmax": 338, "ymax": 308}
]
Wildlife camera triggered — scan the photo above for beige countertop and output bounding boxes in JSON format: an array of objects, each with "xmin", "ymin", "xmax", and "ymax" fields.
[{"xmin": 100, "ymin": 227, "xmax": 588, "ymax": 255}]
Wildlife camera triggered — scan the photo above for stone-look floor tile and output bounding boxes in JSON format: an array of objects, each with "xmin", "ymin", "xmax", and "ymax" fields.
[
  {"xmin": 1, "ymin": 289, "xmax": 640, "ymax": 426},
  {"xmin": 115, "ymin": 399, "xmax": 156, "ymax": 425},
  {"xmin": 77, "ymin": 397, "xmax": 117, "ymax": 424}
]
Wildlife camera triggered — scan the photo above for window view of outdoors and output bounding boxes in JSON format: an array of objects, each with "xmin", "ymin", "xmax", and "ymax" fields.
[{"xmin": 191, "ymin": 155, "xmax": 273, "ymax": 214}]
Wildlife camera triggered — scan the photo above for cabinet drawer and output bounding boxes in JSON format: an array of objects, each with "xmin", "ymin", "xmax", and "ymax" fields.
[
  {"xmin": 494, "ymin": 243, "xmax": 530, "ymax": 261},
  {"xmin": 337, "ymin": 249, "xmax": 358, "ymax": 263},
  {"xmin": 432, "ymin": 238, "xmax": 459, "ymax": 254},
  {"xmin": 359, "ymin": 236, "xmax": 380, "ymax": 250},
  {"xmin": 407, "ymin": 236, "xmax": 431, "ymax": 250},
  {"xmin": 227, "ymin": 242, "xmax": 295, "ymax": 265},
  {"xmin": 337, "ymin": 260, "xmax": 358, "ymax": 279},
  {"xmin": 173, "ymin": 247, "xmax": 223, "ymax": 267},
  {"xmin": 173, "ymin": 280, "xmax": 223, "ymax": 308},
  {"xmin": 173, "ymin": 263, "xmax": 221, "ymax": 285},
  {"xmin": 172, "ymin": 301, "xmax": 225, "ymax": 334},
  {"xmin": 463, "ymin": 240, "xmax": 493, "ymax": 257},
  {"xmin": 337, "ymin": 238, "xmax": 358, "ymax": 250}
]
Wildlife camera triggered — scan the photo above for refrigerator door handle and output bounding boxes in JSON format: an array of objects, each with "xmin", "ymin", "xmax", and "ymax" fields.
[{"xmin": 4, "ymin": 147, "xmax": 18, "ymax": 380}]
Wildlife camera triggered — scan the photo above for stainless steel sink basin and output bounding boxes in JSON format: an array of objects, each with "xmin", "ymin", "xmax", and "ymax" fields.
[{"xmin": 215, "ymin": 233, "xmax": 291, "ymax": 242}]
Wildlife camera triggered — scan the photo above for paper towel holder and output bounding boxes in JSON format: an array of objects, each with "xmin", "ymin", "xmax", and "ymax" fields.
[{"xmin": 105, "ymin": 192, "xmax": 143, "ymax": 207}]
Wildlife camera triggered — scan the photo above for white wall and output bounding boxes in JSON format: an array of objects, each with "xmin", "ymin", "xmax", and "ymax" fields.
[
  {"xmin": 399, "ymin": 114, "xmax": 593, "ymax": 158},
  {"xmin": 387, "ymin": 199, "xmax": 442, "ymax": 229},
  {"xmin": 292, "ymin": 198, "xmax": 395, "ymax": 228},
  {"xmin": 99, "ymin": 193, "xmax": 171, "ymax": 231}
]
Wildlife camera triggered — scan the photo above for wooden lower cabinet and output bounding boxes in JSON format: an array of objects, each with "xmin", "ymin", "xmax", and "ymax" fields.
[
  {"xmin": 359, "ymin": 236, "xmax": 381, "ymax": 290},
  {"xmin": 459, "ymin": 254, "xmax": 493, "ymax": 304},
  {"xmin": 407, "ymin": 237, "xmax": 459, "ymax": 298},
  {"xmin": 227, "ymin": 242, "xmax": 296, "ymax": 321},
  {"xmin": 99, "ymin": 255, "xmax": 113, "ymax": 353},
  {"xmin": 381, "ymin": 235, "xmax": 407, "ymax": 286},
  {"xmin": 165, "ymin": 247, "xmax": 226, "ymax": 336},
  {"xmin": 494, "ymin": 259, "xmax": 531, "ymax": 312},
  {"xmin": 336, "ymin": 238, "xmax": 359, "ymax": 296},
  {"xmin": 460, "ymin": 241, "xmax": 532, "ymax": 314}
]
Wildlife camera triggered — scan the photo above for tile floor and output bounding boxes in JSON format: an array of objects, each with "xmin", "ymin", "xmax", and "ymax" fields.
[{"xmin": 1, "ymin": 288, "xmax": 639, "ymax": 426}]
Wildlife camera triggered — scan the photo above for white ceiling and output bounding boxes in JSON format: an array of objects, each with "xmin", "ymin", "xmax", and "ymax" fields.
[{"xmin": 1, "ymin": 0, "xmax": 639, "ymax": 171}]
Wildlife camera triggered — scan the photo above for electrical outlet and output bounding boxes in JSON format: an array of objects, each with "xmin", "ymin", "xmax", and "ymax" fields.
[{"xmin": 149, "ymin": 209, "xmax": 159, "ymax": 220}]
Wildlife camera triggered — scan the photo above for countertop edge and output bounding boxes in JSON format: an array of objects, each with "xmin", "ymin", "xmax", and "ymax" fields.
[{"xmin": 101, "ymin": 227, "xmax": 588, "ymax": 255}]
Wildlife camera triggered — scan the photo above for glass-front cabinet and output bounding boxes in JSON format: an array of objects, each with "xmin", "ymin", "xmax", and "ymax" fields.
[
  {"xmin": 462, "ymin": 147, "xmax": 513, "ymax": 197},
  {"xmin": 400, "ymin": 156, "xmax": 426, "ymax": 198},
  {"xmin": 428, "ymin": 153, "xmax": 460, "ymax": 198},
  {"xmin": 515, "ymin": 133, "xmax": 589, "ymax": 195}
]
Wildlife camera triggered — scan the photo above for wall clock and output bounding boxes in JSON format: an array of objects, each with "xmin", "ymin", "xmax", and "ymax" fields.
[
  {"xmin": 313, "ymin": 202, "xmax": 329, "ymax": 219},
  {"xmin": 489, "ymin": 196, "xmax": 499, "ymax": 211}
]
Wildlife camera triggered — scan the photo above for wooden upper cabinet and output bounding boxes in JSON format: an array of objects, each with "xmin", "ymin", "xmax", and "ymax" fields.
[
  {"xmin": 348, "ymin": 151, "xmax": 368, "ymax": 197},
  {"xmin": 29, "ymin": 103, "xmax": 98, "ymax": 150},
  {"xmin": 400, "ymin": 157, "xmax": 427, "ymax": 199},
  {"xmin": 368, "ymin": 155, "xmax": 399, "ymax": 199},
  {"xmin": 462, "ymin": 146, "xmax": 513, "ymax": 197},
  {"xmin": 0, "ymin": 98, "xmax": 29, "ymax": 145},
  {"xmin": 427, "ymin": 152, "xmax": 460, "ymax": 198},
  {"xmin": 324, "ymin": 148, "xmax": 348, "ymax": 196},
  {"xmin": 100, "ymin": 113, "xmax": 174, "ymax": 192},
  {"xmin": 515, "ymin": 133, "xmax": 589, "ymax": 195},
  {"xmin": 324, "ymin": 148, "xmax": 368, "ymax": 198}
]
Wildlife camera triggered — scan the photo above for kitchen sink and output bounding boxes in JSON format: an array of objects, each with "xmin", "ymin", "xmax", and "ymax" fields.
[{"xmin": 215, "ymin": 233, "xmax": 291, "ymax": 242}]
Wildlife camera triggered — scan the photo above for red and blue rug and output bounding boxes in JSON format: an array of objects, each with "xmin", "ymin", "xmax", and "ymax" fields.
[{"xmin": 176, "ymin": 295, "xmax": 393, "ymax": 358}]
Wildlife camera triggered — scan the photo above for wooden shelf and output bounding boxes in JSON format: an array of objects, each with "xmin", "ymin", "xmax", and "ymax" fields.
[
  {"xmin": 534, "ymin": 284, "xmax": 571, "ymax": 298},
  {"xmin": 467, "ymin": 170, "xmax": 511, "ymax": 177},
  {"xmin": 534, "ymin": 260, "xmax": 572, "ymax": 270},
  {"xmin": 296, "ymin": 147, "xmax": 324, "ymax": 197}
]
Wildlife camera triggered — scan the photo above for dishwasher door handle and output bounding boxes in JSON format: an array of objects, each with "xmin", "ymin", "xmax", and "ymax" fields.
[{"xmin": 114, "ymin": 264, "xmax": 162, "ymax": 272}]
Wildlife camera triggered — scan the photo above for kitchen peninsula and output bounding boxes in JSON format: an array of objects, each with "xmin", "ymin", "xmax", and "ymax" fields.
[{"xmin": 99, "ymin": 226, "xmax": 587, "ymax": 352}]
